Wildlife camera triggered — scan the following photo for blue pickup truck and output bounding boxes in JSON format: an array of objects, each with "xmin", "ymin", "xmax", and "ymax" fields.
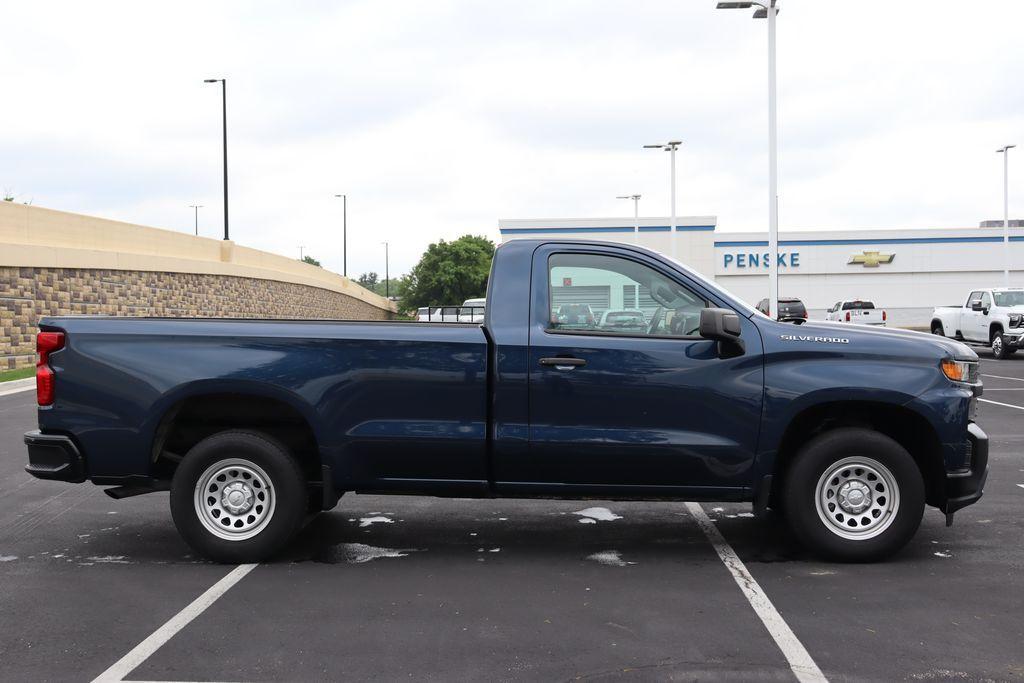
[{"xmin": 25, "ymin": 239, "xmax": 987, "ymax": 563}]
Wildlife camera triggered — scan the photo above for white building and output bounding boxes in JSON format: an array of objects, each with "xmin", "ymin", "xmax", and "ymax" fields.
[{"xmin": 498, "ymin": 216, "xmax": 1024, "ymax": 327}]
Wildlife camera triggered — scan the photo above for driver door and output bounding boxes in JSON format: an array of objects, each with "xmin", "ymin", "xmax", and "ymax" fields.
[{"xmin": 518, "ymin": 246, "xmax": 764, "ymax": 493}]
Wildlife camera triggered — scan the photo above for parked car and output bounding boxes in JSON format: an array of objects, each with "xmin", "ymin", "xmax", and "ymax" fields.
[
  {"xmin": 756, "ymin": 297, "xmax": 808, "ymax": 323},
  {"xmin": 598, "ymin": 309, "xmax": 647, "ymax": 332},
  {"xmin": 826, "ymin": 300, "xmax": 887, "ymax": 326},
  {"xmin": 458, "ymin": 297, "xmax": 486, "ymax": 323},
  {"xmin": 931, "ymin": 288, "xmax": 1024, "ymax": 359},
  {"xmin": 26, "ymin": 239, "xmax": 986, "ymax": 563},
  {"xmin": 554, "ymin": 303, "xmax": 596, "ymax": 329}
]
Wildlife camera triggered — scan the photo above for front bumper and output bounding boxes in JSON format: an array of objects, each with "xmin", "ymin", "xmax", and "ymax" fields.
[
  {"xmin": 1003, "ymin": 330, "xmax": 1023, "ymax": 349},
  {"xmin": 944, "ymin": 422, "xmax": 988, "ymax": 514},
  {"xmin": 24, "ymin": 430, "xmax": 86, "ymax": 483}
]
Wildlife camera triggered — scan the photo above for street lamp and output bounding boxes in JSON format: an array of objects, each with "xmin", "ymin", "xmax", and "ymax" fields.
[
  {"xmin": 299, "ymin": 246, "xmax": 305, "ymax": 261},
  {"xmin": 717, "ymin": 0, "xmax": 780, "ymax": 319},
  {"xmin": 616, "ymin": 194, "xmax": 642, "ymax": 243},
  {"xmin": 334, "ymin": 194, "xmax": 347, "ymax": 277},
  {"xmin": 643, "ymin": 140, "xmax": 683, "ymax": 259},
  {"xmin": 382, "ymin": 241, "xmax": 390, "ymax": 299},
  {"xmin": 188, "ymin": 205, "xmax": 203, "ymax": 236},
  {"xmin": 997, "ymin": 145, "xmax": 1016, "ymax": 286},
  {"xmin": 203, "ymin": 78, "xmax": 229, "ymax": 241}
]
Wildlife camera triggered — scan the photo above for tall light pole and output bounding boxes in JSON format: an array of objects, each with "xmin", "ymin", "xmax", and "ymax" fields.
[
  {"xmin": 717, "ymin": 0, "xmax": 780, "ymax": 319},
  {"xmin": 616, "ymin": 194, "xmax": 642, "ymax": 243},
  {"xmin": 382, "ymin": 241, "xmax": 390, "ymax": 299},
  {"xmin": 299, "ymin": 246, "xmax": 305, "ymax": 261},
  {"xmin": 203, "ymin": 78, "xmax": 229, "ymax": 241},
  {"xmin": 643, "ymin": 141, "xmax": 682, "ymax": 259},
  {"xmin": 616, "ymin": 195, "xmax": 642, "ymax": 308},
  {"xmin": 997, "ymin": 145, "xmax": 1016, "ymax": 286},
  {"xmin": 334, "ymin": 194, "xmax": 347, "ymax": 277},
  {"xmin": 188, "ymin": 205, "xmax": 203, "ymax": 236}
]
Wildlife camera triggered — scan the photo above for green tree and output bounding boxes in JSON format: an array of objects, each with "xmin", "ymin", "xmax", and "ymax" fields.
[
  {"xmin": 301, "ymin": 254, "xmax": 321, "ymax": 267},
  {"xmin": 357, "ymin": 272, "xmax": 379, "ymax": 289},
  {"xmin": 400, "ymin": 235, "xmax": 494, "ymax": 310}
]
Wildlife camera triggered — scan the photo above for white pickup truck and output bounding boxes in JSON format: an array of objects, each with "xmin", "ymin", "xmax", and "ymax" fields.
[
  {"xmin": 825, "ymin": 299, "xmax": 886, "ymax": 326},
  {"xmin": 931, "ymin": 288, "xmax": 1024, "ymax": 359}
]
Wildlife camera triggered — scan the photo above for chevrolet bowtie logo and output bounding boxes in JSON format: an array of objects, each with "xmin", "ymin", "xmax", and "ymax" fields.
[{"xmin": 849, "ymin": 250, "xmax": 895, "ymax": 267}]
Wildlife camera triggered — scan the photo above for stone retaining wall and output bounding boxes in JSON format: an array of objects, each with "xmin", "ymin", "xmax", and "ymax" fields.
[{"xmin": 1, "ymin": 266, "xmax": 391, "ymax": 370}]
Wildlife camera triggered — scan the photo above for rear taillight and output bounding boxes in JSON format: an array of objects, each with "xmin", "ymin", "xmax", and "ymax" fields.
[
  {"xmin": 882, "ymin": 310, "xmax": 887, "ymax": 322},
  {"xmin": 802, "ymin": 310, "xmax": 807, "ymax": 318},
  {"xmin": 845, "ymin": 311, "xmax": 851, "ymax": 322},
  {"xmin": 36, "ymin": 331, "xmax": 64, "ymax": 407}
]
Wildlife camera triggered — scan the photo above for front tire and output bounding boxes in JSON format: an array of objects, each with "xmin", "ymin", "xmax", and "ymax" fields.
[
  {"xmin": 991, "ymin": 331, "xmax": 1011, "ymax": 359},
  {"xmin": 170, "ymin": 430, "xmax": 308, "ymax": 563},
  {"xmin": 782, "ymin": 428, "xmax": 924, "ymax": 562}
]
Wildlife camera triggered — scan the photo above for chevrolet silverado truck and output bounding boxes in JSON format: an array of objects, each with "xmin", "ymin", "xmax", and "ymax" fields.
[
  {"xmin": 931, "ymin": 288, "xmax": 1024, "ymax": 359},
  {"xmin": 25, "ymin": 239, "xmax": 988, "ymax": 563}
]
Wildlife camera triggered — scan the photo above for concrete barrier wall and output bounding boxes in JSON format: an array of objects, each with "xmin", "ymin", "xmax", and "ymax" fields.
[{"xmin": 0, "ymin": 203, "xmax": 397, "ymax": 370}]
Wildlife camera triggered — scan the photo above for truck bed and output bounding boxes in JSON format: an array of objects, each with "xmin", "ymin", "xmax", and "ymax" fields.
[{"xmin": 38, "ymin": 316, "xmax": 490, "ymax": 490}]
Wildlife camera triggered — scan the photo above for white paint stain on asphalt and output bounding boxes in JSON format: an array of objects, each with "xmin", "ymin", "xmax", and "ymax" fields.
[
  {"xmin": 587, "ymin": 550, "xmax": 635, "ymax": 567},
  {"xmin": 358, "ymin": 516, "xmax": 394, "ymax": 528},
  {"xmin": 573, "ymin": 507, "xmax": 622, "ymax": 522},
  {"xmin": 578, "ymin": 517, "xmax": 597, "ymax": 524},
  {"xmin": 934, "ymin": 552, "xmax": 952, "ymax": 558},
  {"xmin": 86, "ymin": 555, "xmax": 132, "ymax": 564},
  {"xmin": 0, "ymin": 555, "xmax": 17, "ymax": 562},
  {"xmin": 337, "ymin": 543, "xmax": 415, "ymax": 564},
  {"xmin": 1017, "ymin": 484, "xmax": 1024, "ymax": 490}
]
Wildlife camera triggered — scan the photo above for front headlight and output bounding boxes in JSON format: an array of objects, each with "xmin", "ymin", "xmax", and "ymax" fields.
[
  {"xmin": 1009, "ymin": 313, "xmax": 1023, "ymax": 328},
  {"xmin": 941, "ymin": 359, "xmax": 978, "ymax": 383}
]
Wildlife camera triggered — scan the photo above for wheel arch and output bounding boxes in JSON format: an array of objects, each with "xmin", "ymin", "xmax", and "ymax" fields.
[
  {"xmin": 148, "ymin": 385, "xmax": 323, "ymax": 487},
  {"xmin": 771, "ymin": 400, "xmax": 946, "ymax": 509}
]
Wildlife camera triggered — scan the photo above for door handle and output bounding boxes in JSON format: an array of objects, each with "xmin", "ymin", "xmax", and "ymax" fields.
[{"xmin": 539, "ymin": 357, "xmax": 586, "ymax": 370}]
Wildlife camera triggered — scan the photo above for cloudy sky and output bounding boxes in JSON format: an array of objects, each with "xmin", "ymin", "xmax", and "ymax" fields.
[{"xmin": 2, "ymin": 1, "xmax": 1022, "ymax": 277}]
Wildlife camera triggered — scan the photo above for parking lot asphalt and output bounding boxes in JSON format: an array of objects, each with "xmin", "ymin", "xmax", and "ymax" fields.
[{"xmin": 1, "ymin": 354, "xmax": 1023, "ymax": 682}]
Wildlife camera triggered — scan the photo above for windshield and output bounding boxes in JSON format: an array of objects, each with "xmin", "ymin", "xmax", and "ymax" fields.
[
  {"xmin": 661, "ymin": 254, "xmax": 761, "ymax": 317},
  {"xmin": 993, "ymin": 291, "xmax": 1024, "ymax": 307}
]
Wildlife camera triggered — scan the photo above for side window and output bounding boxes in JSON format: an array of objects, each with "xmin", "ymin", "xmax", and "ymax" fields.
[
  {"xmin": 548, "ymin": 252, "xmax": 708, "ymax": 337},
  {"xmin": 980, "ymin": 292, "xmax": 992, "ymax": 308}
]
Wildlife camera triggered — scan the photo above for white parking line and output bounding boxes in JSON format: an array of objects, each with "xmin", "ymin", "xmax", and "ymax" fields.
[
  {"xmin": 686, "ymin": 502, "xmax": 827, "ymax": 683},
  {"xmin": 981, "ymin": 373, "xmax": 1024, "ymax": 382},
  {"xmin": 978, "ymin": 398, "xmax": 1024, "ymax": 411},
  {"xmin": 1017, "ymin": 484, "xmax": 1024, "ymax": 491},
  {"xmin": 91, "ymin": 564, "xmax": 258, "ymax": 682}
]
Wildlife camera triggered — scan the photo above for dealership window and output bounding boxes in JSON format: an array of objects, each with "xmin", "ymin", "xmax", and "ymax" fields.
[{"xmin": 547, "ymin": 253, "xmax": 707, "ymax": 336}]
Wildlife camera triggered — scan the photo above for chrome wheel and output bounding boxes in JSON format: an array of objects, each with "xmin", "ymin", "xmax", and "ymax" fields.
[
  {"xmin": 194, "ymin": 458, "xmax": 276, "ymax": 541},
  {"xmin": 992, "ymin": 335, "xmax": 1003, "ymax": 356},
  {"xmin": 814, "ymin": 456, "xmax": 900, "ymax": 541}
]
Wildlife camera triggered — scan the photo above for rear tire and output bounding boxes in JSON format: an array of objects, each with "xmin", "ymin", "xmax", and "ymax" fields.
[
  {"xmin": 782, "ymin": 428, "xmax": 924, "ymax": 562},
  {"xmin": 930, "ymin": 321, "xmax": 944, "ymax": 336},
  {"xmin": 170, "ymin": 430, "xmax": 308, "ymax": 563}
]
